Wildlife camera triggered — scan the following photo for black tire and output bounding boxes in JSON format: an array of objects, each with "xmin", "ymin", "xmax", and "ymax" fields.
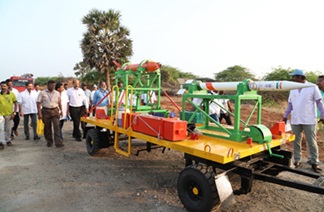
[
  {"xmin": 177, "ymin": 164, "xmax": 219, "ymax": 212},
  {"xmin": 86, "ymin": 128, "xmax": 100, "ymax": 156},
  {"xmin": 98, "ymin": 130, "xmax": 114, "ymax": 148}
]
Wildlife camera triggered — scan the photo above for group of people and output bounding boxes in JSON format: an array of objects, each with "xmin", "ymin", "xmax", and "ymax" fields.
[{"xmin": 0, "ymin": 79, "xmax": 111, "ymax": 150}]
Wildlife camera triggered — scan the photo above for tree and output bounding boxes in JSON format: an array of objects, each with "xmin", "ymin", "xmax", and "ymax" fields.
[
  {"xmin": 81, "ymin": 70, "xmax": 106, "ymax": 85},
  {"xmin": 305, "ymin": 71, "xmax": 321, "ymax": 84},
  {"xmin": 262, "ymin": 66, "xmax": 292, "ymax": 81},
  {"xmin": 160, "ymin": 65, "xmax": 198, "ymax": 87},
  {"xmin": 214, "ymin": 65, "xmax": 255, "ymax": 82},
  {"xmin": 74, "ymin": 61, "xmax": 92, "ymax": 78},
  {"xmin": 77, "ymin": 9, "xmax": 133, "ymax": 89},
  {"xmin": 263, "ymin": 66, "xmax": 320, "ymax": 83}
]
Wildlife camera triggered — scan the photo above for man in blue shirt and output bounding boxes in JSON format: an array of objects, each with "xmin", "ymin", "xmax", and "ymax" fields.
[{"xmin": 93, "ymin": 81, "xmax": 109, "ymax": 108}]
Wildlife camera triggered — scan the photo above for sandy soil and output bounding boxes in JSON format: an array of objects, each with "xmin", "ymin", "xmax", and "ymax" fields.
[{"xmin": 0, "ymin": 98, "xmax": 324, "ymax": 212}]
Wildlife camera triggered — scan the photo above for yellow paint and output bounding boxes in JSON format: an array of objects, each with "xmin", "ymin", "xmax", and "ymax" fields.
[
  {"xmin": 81, "ymin": 117, "xmax": 295, "ymax": 164},
  {"xmin": 192, "ymin": 187, "xmax": 199, "ymax": 195}
]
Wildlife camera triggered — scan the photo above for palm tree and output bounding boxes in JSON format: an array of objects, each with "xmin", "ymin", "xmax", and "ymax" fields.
[{"xmin": 78, "ymin": 9, "xmax": 133, "ymax": 89}]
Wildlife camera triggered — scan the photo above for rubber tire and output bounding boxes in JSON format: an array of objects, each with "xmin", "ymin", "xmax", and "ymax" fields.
[
  {"xmin": 86, "ymin": 128, "xmax": 100, "ymax": 156},
  {"xmin": 177, "ymin": 164, "xmax": 219, "ymax": 212}
]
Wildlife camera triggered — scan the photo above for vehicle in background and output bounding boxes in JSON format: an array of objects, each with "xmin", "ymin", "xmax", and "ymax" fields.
[{"xmin": 10, "ymin": 73, "xmax": 34, "ymax": 92}]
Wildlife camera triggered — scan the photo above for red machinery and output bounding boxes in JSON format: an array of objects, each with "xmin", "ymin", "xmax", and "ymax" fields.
[
  {"xmin": 10, "ymin": 74, "xmax": 34, "ymax": 92},
  {"xmin": 10, "ymin": 73, "xmax": 34, "ymax": 92}
]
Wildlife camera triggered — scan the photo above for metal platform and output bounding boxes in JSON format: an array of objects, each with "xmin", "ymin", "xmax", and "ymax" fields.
[{"xmin": 81, "ymin": 116, "xmax": 295, "ymax": 164}]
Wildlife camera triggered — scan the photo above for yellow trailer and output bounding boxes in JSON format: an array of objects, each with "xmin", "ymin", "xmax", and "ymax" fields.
[{"xmin": 81, "ymin": 61, "xmax": 324, "ymax": 212}]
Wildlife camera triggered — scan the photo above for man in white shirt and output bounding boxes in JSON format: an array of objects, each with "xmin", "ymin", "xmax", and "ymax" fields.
[
  {"xmin": 218, "ymin": 91, "xmax": 233, "ymax": 125},
  {"xmin": 55, "ymin": 82, "xmax": 69, "ymax": 140},
  {"xmin": 18, "ymin": 82, "xmax": 40, "ymax": 140},
  {"xmin": 90, "ymin": 84, "xmax": 97, "ymax": 116},
  {"xmin": 141, "ymin": 91, "xmax": 157, "ymax": 105},
  {"xmin": 67, "ymin": 80, "xmax": 89, "ymax": 141},
  {"xmin": 208, "ymin": 90, "xmax": 221, "ymax": 123},
  {"xmin": 34, "ymin": 83, "xmax": 41, "ymax": 96},
  {"xmin": 191, "ymin": 90, "xmax": 220, "ymax": 122},
  {"xmin": 283, "ymin": 69, "xmax": 324, "ymax": 173},
  {"xmin": 6, "ymin": 79, "xmax": 20, "ymax": 139},
  {"xmin": 81, "ymin": 83, "xmax": 91, "ymax": 109}
]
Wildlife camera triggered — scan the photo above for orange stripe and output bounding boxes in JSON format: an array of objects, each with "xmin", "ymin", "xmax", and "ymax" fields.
[{"xmin": 205, "ymin": 82, "xmax": 214, "ymax": 91}]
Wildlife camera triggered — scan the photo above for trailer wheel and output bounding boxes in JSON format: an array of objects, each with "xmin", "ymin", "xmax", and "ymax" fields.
[
  {"xmin": 86, "ymin": 128, "xmax": 100, "ymax": 156},
  {"xmin": 177, "ymin": 165, "xmax": 219, "ymax": 212}
]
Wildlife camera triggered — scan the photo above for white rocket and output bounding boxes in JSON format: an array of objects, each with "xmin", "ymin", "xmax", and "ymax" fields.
[{"xmin": 198, "ymin": 80, "xmax": 316, "ymax": 91}]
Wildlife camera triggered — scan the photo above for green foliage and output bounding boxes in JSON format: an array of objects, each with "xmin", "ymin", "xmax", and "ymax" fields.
[
  {"xmin": 77, "ymin": 9, "xmax": 133, "ymax": 89},
  {"xmin": 214, "ymin": 65, "xmax": 255, "ymax": 82},
  {"xmin": 305, "ymin": 71, "xmax": 321, "ymax": 84},
  {"xmin": 159, "ymin": 65, "xmax": 197, "ymax": 94},
  {"xmin": 263, "ymin": 66, "xmax": 321, "ymax": 83},
  {"xmin": 74, "ymin": 61, "xmax": 92, "ymax": 78},
  {"xmin": 160, "ymin": 65, "xmax": 197, "ymax": 85},
  {"xmin": 81, "ymin": 70, "xmax": 106, "ymax": 85},
  {"xmin": 35, "ymin": 77, "xmax": 74, "ymax": 86},
  {"xmin": 262, "ymin": 66, "xmax": 292, "ymax": 81}
]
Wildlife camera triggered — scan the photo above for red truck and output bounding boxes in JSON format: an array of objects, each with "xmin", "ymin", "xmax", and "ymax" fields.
[{"xmin": 10, "ymin": 73, "xmax": 34, "ymax": 92}]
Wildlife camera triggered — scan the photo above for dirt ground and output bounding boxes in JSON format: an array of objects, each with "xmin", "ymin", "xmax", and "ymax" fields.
[{"xmin": 1, "ymin": 98, "xmax": 324, "ymax": 212}]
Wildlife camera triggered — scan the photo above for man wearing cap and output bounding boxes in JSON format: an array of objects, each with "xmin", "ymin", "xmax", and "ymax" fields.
[{"xmin": 283, "ymin": 69, "xmax": 324, "ymax": 173}]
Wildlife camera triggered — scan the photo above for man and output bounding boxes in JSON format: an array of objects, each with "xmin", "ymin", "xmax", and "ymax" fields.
[
  {"xmin": 0, "ymin": 81, "xmax": 18, "ymax": 149},
  {"xmin": 67, "ymin": 80, "xmax": 89, "ymax": 141},
  {"xmin": 90, "ymin": 84, "xmax": 98, "ymax": 116},
  {"xmin": 218, "ymin": 91, "xmax": 233, "ymax": 125},
  {"xmin": 81, "ymin": 83, "xmax": 91, "ymax": 108},
  {"xmin": 316, "ymin": 76, "xmax": 324, "ymax": 143},
  {"xmin": 141, "ymin": 91, "xmax": 157, "ymax": 105},
  {"xmin": 63, "ymin": 83, "xmax": 68, "ymax": 91},
  {"xmin": 34, "ymin": 83, "xmax": 41, "ymax": 96},
  {"xmin": 18, "ymin": 82, "xmax": 40, "ymax": 140},
  {"xmin": 93, "ymin": 82, "xmax": 109, "ymax": 114},
  {"xmin": 6, "ymin": 79, "xmax": 20, "ymax": 139},
  {"xmin": 81, "ymin": 82, "xmax": 92, "ymax": 119},
  {"xmin": 37, "ymin": 80, "xmax": 64, "ymax": 148},
  {"xmin": 283, "ymin": 69, "xmax": 324, "ymax": 173},
  {"xmin": 112, "ymin": 81, "xmax": 124, "ymax": 105},
  {"xmin": 208, "ymin": 90, "xmax": 221, "ymax": 123},
  {"xmin": 55, "ymin": 82, "xmax": 69, "ymax": 140}
]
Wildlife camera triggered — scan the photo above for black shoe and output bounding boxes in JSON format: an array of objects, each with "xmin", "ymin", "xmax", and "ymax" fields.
[
  {"xmin": 47, "ymin": 143, "xmax": 53, "ymax": 147},
  {"xmin": 34, "ymin": 136, "xmax": 41, "ymax": 140},
  {"xmin": 7, "ymin": 142, "xmax": 12, "ymax": 146},
  {"xmin": 0, "ymin": 143, "xmax": 4, "ymax": 150},
  {"xmin": 293, "ymin": 161, "xmax": 303, "ymax": 168},
  {"xmin": 13, "ymin": 130, "xmax": 19, "ymax": 136},
  {"xmin": 311, "ymin": 164, "xmax": 322, "ymax": 173},
  {"xmin": 56, "ymin": 144, "xmax": 64, "ymax": 148},
  {"xmin": 75, "ymin": 138, "xmax": 82, "ymax": 142},
  {"xmin": 25, "ymin": 136, "xmax": 30, "ymax": 140}
]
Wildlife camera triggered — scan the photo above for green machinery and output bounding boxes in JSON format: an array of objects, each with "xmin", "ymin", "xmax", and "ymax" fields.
[
  {"xmin": 113, "ymin": 59, "xmax": 167, "ymax": 115},
  {"xmin": 180, "ymin": 79, "xmax": 314, "ymax": 144}
]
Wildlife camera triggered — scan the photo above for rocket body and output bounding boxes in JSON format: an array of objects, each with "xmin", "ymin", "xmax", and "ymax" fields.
[{"xmin": 198, "ymin": 81, "xmax": 315, "ymax": 91}]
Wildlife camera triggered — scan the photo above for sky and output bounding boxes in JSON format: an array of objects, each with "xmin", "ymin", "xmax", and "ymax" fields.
[{"xmin": 1, "ymin": 0, "xmax": 324, "ymax": 81}]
